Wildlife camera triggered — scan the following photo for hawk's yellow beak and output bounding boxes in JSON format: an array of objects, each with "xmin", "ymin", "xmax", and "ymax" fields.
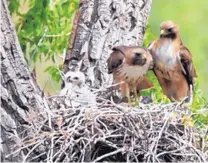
[{"xmin": 160, "ymin": 29, "xmax": 165, "ymax": 35}]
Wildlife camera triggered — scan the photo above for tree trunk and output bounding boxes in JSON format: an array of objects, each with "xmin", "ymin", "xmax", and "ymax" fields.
[
  {"xmin": 0, "ymin": 0, "xmax": 48, "ymax": 161},
  {"xmin": 63, "ymin": 0, "xmax": 152, "ymax": 88}
]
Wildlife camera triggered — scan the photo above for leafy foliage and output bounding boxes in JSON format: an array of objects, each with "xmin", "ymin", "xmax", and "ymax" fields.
[
  {"xmin": 8, "ymin": 0, "xmax": 78, "ymax": 82},
  {"xmin": 44, "ymin": 65, "xmax": 63, "ymax": 82},
  {"xmin": 8, "ymin": 0, "xmax": 20, "ymax": 14},
  {"xmin": 143, "ymin": 22, "xmax": 155, "ymax": 48}
]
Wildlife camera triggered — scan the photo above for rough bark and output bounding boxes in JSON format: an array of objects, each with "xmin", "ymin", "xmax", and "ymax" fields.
[
  {"xmin": 63, "ymin": 0, "xmax": 152, "ymax": 88},
  {"xmin": 0, "ymin": 0, "xmax": 48, "ymax": 161}
]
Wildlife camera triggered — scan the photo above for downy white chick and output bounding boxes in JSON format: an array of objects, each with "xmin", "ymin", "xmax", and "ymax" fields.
[{"xmin": 60, "ymin": 71, "xmax": 96, "ymax": 107}]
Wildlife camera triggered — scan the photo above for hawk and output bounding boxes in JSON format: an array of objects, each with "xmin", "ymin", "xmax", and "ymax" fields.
[
  {"xmin": 107, "ymin": 46, "xmax": 153, "ymax": 103},
  {"xmin": 148, "ymin": 20, "xmax": 197, "ymax": 102}
]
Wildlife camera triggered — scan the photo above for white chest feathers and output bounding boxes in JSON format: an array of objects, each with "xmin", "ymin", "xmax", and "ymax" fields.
[
  {"xmin": 155, "ymin": 41, "xmax": 178, "ymax": 68},
  {"xmin": 122, "ymin": 64, "xmax": 149, "ymax": 81},
  {"xmin": 59, "ymin": 83, "xmax": 97, "ymax": 107}
]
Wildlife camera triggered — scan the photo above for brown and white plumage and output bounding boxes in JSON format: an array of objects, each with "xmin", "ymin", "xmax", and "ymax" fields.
[
  {"xmin": 148, "ymin": 20, "xmax": 197, "ymax": 102},
  {"xmin": 107, "ymin": 46, "xmax": 153, "ymax": 103}
]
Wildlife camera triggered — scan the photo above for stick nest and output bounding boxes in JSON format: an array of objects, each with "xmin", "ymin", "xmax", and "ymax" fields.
[{"xmin": 8, "ymin": 98, "xmax": 208, "ymax": 162}]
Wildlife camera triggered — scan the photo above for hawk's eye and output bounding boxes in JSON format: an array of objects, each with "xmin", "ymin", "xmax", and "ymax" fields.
[
  {"xmin": 118, "ymin": 59, "xmax": 123, "ymax": 65},
  {"xmin": 135, "ymin": 53, "xmax": 142, "ymax": 57},
  {"xmin": 112, "ymin": 59, "xmax": 122, "ymax": 69},
  {"xmin": 66, "ymin": 77, "xmax": 71, "ymax": 82},
  {"xmin": 168, "ymin": 28, "xmax": 173, "ymax": 32},
  {"xmin": 73, "ymin": 77, "xmax": 79, "ymax": 80}
]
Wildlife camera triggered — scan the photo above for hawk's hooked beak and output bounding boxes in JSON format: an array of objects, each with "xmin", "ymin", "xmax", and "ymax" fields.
[{"xmin": 160, "ymin": 29, "xmax": 165, "ymax": 35}]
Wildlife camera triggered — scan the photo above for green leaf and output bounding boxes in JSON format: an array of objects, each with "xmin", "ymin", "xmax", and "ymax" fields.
[
  {"xmin": 8, "ymin": 0, "xmax": 20, "ymax": 14},
  {"xmin": 44, "ymin": 66, "xmax": 61, "ymax": 83}
]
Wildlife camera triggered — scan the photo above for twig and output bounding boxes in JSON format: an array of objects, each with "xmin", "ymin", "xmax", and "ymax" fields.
[
  {"xmin": 22, "ymin": 140, "xmax": 42, "ymax": 163},
  {"xmin": 152, "ymin": 110, "xmax": 173, "ymax": 162},
  {"xmin": 45, "ymin": 32, "xmax": 71, "ymax": 38},
  {"xmin": 92, "ymin": 148, "xmax": 124, "ymax": 162}
]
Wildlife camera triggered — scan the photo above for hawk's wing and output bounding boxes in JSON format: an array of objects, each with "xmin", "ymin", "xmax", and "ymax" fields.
[
  {"xmin": 137, "ymin": 76, "xmax": 153, "ymax": 91},
  {"xmin": 107, "ymin": 50, "xmax": 124, "ymax": 74},
  {"xmin": 179, "ymin": 45, "xmax": 197, "ymax": 89}
]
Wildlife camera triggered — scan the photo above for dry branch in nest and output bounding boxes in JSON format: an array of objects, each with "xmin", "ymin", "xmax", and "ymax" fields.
[{"xmin": 5, "ymin": 97, "xmax": 208, "ymax": 162}]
